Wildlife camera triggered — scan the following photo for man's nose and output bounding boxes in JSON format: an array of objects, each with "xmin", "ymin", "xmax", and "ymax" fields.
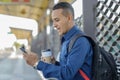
[{"xmin": 53, "ymin": 22, "xmax": 57, "ymax": 28}]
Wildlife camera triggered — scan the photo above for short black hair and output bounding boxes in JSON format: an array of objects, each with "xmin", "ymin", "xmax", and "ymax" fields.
[{"xmin": 52, "ymin": 2, "xmax": 74, "ymax": 19}]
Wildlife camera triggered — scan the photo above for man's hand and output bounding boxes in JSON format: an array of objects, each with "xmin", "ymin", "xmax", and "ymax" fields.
[
  {"xmin": 23, "ymin": 51, "xmax": 39, "ymax": 67},
  {"xmin": 41, "ymin": 56, "xmax": 56, "ymax": 64}
]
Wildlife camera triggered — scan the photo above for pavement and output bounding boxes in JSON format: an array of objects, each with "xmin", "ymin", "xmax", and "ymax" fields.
[{"xmin": 0, "ymin": 51, "xmax": 42, "ymax": 80}]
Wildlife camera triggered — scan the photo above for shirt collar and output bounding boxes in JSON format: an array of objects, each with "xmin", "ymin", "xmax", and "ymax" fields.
[{"xmin": 62, "ymin": 25, "xmax": 79, "ymax": 41}]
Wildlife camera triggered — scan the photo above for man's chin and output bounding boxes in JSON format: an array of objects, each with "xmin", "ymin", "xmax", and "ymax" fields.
[
  {"xmin": 59, "ymin": 33, "xmax": 61, "ymax": 36},
  {"xmin": 58, "ymin": 32, "xmax": 62, "ymax": 36}
]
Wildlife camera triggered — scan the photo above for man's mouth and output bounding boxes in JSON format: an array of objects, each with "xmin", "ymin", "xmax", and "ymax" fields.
[{"xmin": 57, "ymin": 28, "xmax": 60, "ymax": 31}]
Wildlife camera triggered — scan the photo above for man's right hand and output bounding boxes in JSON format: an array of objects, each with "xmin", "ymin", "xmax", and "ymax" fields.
[{"xmin": 23, "ymin": 51, "xmax": 39, "ymax": 67}]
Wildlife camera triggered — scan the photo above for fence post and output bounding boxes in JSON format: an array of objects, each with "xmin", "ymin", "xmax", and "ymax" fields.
[{"xmin": 82, "ymin": 0, "xmax": 97, "ymax": 40}]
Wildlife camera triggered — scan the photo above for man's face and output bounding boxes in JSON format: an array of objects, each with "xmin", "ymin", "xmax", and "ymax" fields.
[{"xmin": 51, "ymin": 9, "xmax": 70, "ymax": 36}]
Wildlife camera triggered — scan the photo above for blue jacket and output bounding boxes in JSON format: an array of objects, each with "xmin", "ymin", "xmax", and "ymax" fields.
[{"xmin": 37, "ymin": 26, "xmax": 93, "ymax": 80}]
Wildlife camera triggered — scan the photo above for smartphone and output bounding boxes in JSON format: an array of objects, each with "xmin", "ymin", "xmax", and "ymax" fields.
[{"xmin": 20, "ymin": 46, "xmax": 27, "ymax": 54}]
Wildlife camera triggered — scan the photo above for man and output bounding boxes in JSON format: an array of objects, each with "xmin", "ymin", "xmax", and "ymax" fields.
[{"xmin": 23, "ymin": 2, "xmax": 93, "ymax": 80}]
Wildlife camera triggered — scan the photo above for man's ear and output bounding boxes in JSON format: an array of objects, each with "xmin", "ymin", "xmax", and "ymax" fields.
[{"xmin": 67, "ymin": 14, "xmax": 73, "ymax": 21}]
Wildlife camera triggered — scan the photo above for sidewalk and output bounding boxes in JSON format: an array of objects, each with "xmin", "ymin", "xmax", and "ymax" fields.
[{"xmin": 0, "ymin": 52, "xmax": 42, "ymax": 80}]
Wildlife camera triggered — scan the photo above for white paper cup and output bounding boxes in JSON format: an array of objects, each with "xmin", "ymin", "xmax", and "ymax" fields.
[{"xmin": 41, "ymin": 49, "xmax": 52, "ymax": 63}]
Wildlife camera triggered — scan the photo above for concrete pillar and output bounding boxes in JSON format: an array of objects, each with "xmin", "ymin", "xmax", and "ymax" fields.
[{"xmin": 82, "ymin": 0, "xmax": 97, "ymax": 40}]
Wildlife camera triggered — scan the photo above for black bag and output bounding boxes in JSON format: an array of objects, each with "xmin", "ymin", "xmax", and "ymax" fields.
[{"xmin": 68, "ymin": 34, "xmax": 118, "ymax": 80}]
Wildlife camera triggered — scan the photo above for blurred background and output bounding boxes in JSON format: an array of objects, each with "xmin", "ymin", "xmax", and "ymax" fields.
[{"xmin": 0, "ymin": 0, "xmax": 119, "ymax": 80}]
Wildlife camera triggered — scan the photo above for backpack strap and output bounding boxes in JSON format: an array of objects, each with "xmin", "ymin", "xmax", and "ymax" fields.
[
  {"xmin": 68, "ymin": 34, "xmax": 83, "ymax": 52},
  {"xmin": 79, "ymin": 70, "xmax": 90, "ymax": 80},
  {"xmin": 68, "ymin": 34, "xmax": 95, "ymax": 52},
  {"xmin": 68, "ymin": 34, "xmax": 90, "ymax": 80}
]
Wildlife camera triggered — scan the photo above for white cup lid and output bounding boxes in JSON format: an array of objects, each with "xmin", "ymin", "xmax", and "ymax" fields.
[{"xmin": 42, "ymin": 50, "xmax": 52, "ymax": 57}]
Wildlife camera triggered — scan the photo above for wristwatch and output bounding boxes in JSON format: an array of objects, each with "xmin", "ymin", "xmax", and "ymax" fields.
[{"xmin": 33, "ymin": 61, "xmax": 39, "ymax": 69}]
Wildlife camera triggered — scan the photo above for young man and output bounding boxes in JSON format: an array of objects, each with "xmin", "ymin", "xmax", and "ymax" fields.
[{"xmin": 23, "ymin": 2, "xmax": 93, "ymax": 80}]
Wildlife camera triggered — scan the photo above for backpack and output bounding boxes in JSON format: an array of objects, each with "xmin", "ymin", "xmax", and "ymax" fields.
[{"xmin": 68, "ymin": 34, "xmax": 118, "ymax": 80}]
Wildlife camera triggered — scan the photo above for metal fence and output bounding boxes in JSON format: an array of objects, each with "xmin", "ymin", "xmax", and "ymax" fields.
[
  {"xmin": 96, "ymin": 0, "xmax": 120, "ymax": 56},
  {"xmin": 96, "ymin": 0, "xmax": 120, "ymax": 76}
]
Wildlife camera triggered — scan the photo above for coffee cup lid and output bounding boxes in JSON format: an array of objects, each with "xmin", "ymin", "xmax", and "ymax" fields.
[{"xmin": 41, "ymin": 49, "xmax": 52, "ymax": 57}]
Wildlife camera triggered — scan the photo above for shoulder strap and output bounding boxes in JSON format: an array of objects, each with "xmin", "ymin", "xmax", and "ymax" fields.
[
  {"xmin": 68, "ymin": 34, "xmax": 90, "ymax": 80},
  {"xmin": 68, "ymin": 34, "xmax": 83, "ymax": 53},
  {"xmin": 68, "ymin": 34, "xmax": 95, "ymax": 53}
]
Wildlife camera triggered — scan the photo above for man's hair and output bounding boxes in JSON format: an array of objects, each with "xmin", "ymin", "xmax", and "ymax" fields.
[{"xmin": 52, "ymin": 2, "xmax": 74, "ymax": 19}]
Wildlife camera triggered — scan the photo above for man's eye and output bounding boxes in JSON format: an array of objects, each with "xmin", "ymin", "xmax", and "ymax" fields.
[{"xmin": 55, "ymin": 19, "xmax": 59, "ymax": 22}]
